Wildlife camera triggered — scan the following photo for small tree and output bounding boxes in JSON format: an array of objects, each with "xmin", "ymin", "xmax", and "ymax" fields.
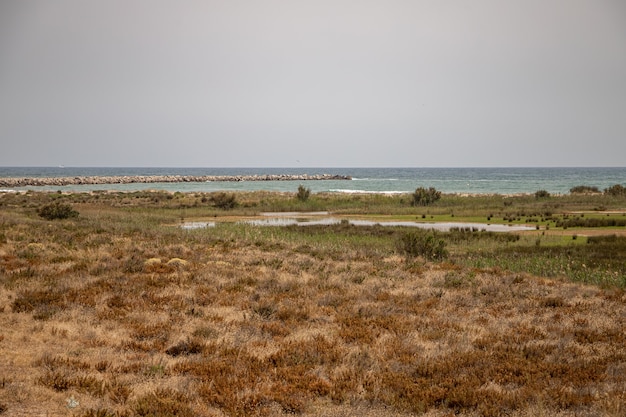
[
  {"xmin": 535, "ymin": 190, "xmax": 550, "ymax": 199},
  {"xmin": 296, "ymin": 184, "xmax": 311, "ymax": 202},
  {"xmin": 37, "ymin": 201, "xmax": 79, "ymax": 220},
  {"xmin": 411, "ymin": 187, "xmax": 441, "ymax": 206},
  {"xmin": 604, "ymin": 184, "xmax": 626, "ymax": 197}
]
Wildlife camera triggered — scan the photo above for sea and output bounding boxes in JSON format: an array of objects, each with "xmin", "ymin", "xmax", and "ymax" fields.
[{"xmin": 1, "ymin": 167, "xmax": 625, "ymax": 195}]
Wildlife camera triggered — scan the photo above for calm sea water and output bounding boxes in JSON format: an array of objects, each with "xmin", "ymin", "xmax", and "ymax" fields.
[{"xmin": 1, "ymin": 167, "xmax": 625, "ymax": 195}]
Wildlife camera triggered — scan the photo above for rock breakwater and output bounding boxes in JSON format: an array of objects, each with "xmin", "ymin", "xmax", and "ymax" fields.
[{"xmin": 0, "ymin": 174, "xmax": 351, "ymax": 187}]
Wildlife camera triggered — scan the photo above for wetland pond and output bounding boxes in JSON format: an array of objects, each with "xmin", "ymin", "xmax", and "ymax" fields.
[{"xmin": 181, "ymin": 212, "xmax": 535, "ymax": 232}]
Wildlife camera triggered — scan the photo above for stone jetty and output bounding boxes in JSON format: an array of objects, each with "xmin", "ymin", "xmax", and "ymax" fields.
[{"xmin": 0, "ymin": 174, "xmax": 352, "ymax": 187}]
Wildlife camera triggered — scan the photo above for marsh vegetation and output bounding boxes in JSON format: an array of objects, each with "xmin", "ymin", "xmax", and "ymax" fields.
[{"xmin": 0, "ymin": 190, "xmax": 625, "ymax": 416}]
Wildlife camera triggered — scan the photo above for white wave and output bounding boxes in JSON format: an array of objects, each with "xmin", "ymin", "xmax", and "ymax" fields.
[
  {"xmin": 329, "ymin": 189, "xmax": 405, "ymax": 195},
  {"xmin": 352, "ymin": 178, "xmax": 398, "ymax": 181}
]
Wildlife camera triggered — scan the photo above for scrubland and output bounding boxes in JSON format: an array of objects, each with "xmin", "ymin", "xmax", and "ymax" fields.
[{"xmin": 0, "ymin": 190, "xmax": 625, "ymax": 416}]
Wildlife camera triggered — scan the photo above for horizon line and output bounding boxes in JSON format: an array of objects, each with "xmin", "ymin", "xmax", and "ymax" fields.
[{"xmin": 1, "ymin": 165, "xmax": 626, "ymax": 170}]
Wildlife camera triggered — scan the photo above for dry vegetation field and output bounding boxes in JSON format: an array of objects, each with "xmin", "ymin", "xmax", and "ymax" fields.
[{"xmin": 1, "ymin": 190, "xmax": 625, "ymax": 416}]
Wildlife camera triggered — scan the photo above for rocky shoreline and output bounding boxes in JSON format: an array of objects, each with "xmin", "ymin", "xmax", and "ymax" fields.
[{"xmin": 0, "ymin": 174, "xmax": 351, "ymax": 187}]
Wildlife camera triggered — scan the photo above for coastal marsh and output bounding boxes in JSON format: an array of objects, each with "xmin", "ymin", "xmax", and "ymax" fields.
[{"xmin": 0, "ymin": 190, "xmax": 625, "ymax": 416}]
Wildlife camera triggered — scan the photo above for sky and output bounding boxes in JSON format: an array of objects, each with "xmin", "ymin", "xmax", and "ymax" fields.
[{"xmin": 1, "ymin": 1, "xmax": 625, "ymax": 168}]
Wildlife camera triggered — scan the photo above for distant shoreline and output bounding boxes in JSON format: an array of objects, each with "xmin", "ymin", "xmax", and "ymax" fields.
[
  {"xmin": 0, "ymin": 167, "xmax": 623, "ymax": 195},
  {"xmin": 0, "ymin": 174, "xmax": 352, "ymax": 188}
]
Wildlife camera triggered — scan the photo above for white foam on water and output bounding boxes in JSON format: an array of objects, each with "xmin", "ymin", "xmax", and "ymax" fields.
[{"xmin": 329, "ymin": 189, "xmax": 404, "ymax": 195}]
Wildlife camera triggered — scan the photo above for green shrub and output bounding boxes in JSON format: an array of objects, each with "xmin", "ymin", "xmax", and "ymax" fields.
[
  {"xmin": 296, "ymin": 184, "xmax": 311, "ymax": 202},
  {"xmin": 37, "ymin": 201, "xmax": 79, "ymax": 220},
  {"xmin": 411, "ymin": 187, "xmax": 441, "ymax": 206},
  {"xmin": 535, "ymin": 190, "xmax": 550, "ymax": 199},
  {"xmin": 555, "ymin": 217, "xmax": 626, "ymax": 228},
  {"xmin": 604, "ymin": 184, "xmax": 626, "ymax": 196},
  {"xmin": 397, "ymin": 231, "xmax": 448, "ymax": 260},
  {"xmin": 570, "ymin": 185, "xmax": 600, "ymax": 194},
  {"xmin": 210, "ymin": 192, "xmax": 237, "ymax": 210}
]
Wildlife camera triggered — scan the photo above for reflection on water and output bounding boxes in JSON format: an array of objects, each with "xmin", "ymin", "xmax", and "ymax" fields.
[
  {"xmin": 180, "ymin": 216, "xmax": 535, "ymax": 232},
  {"xmin": 181, "ymin": 221, "xmax": 215, "ymax": 229},
  {"xmin": 245, "ymin": 217, "xmax": 340, "ymax": 226},
  {"xmin": 261, "ymin": 211, "xmax": 329, "ymax": 217},
  {"xmin": 241, "ymin": 218, "xmax": 535, "ymax": 232}
]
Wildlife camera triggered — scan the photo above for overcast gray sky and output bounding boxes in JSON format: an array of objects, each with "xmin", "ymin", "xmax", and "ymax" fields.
[{"xmin": 1, "ymin": 1, "xmax": 625, "ymax": 167}]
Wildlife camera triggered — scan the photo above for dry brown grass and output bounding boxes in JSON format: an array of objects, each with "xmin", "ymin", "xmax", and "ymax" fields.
[{"xmin": 1, "ymin": 195, "xmax": 625, "ymax": 416}]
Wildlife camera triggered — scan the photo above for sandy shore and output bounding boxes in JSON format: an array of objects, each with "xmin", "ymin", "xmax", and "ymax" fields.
[{"xmin": 0, "ymin": 173, "xmax": 351, "ymax": 187}]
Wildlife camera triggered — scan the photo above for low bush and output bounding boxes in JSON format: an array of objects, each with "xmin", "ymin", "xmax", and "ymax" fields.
[
  {"xmin": 447, "ymin": 227, "xmax": 520, "ymax": 243},
  {"xmin": 398, "ymin": 231, "xmax": 448, "ymax": 260},
  {"xmin": 210, "ymin": 192, "xmax": 237, "ymax": 209},
  {"xmin": 411, "ymin": 187, "xmax": 441, "ymax": 206},
  {"xmin": 535, "ymin": 190, "xmax": 550, "ymax": 199},
  {"xmin": 605, "ymin": 184, "xmax": 626, "ymax": 196},
  {"xmin": 37, "ymin": 201, "xmax": 79, "ymax": 220},
  {"xmin": 555, "ymin": 217, "xmax": 626, "ymax": 228},
  {"xmin": 570, "ymin": 185, "xmax": 600, "ymax": 194},
  {"xmin": 12, "ymin": 289, "xmax": 65, "ymax": 320}
]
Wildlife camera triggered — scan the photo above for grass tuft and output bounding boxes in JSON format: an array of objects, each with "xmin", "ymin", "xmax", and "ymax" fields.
[{"xmin": 165, "ymin": 338, "xmax": 205, "ymax": 357}]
